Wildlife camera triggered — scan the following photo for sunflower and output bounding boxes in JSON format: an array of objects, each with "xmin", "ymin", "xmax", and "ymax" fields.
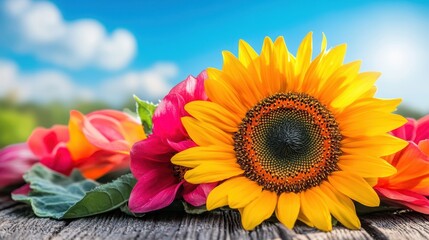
[{"xmin": 171, "ymin": 33, "xmax": 407, "ymax": 231}]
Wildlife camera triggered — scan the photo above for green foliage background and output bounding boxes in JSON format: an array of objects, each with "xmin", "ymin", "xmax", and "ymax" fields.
[
  {"xmin": 0, "ymin": 98, "xmax": 425, "ymax": 149},
  {"xmin": 0, "ymin": 98, "xmax": 135, "ymax": 148}
]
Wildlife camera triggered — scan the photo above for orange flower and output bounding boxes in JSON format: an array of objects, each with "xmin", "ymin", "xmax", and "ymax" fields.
[
  {"xmin": 375, "ymin": 117, "xmax": 429, "ymax": 214},
  {"xmin": 67, "ymin": 110, "xmax": 145, "ymax": 179}
]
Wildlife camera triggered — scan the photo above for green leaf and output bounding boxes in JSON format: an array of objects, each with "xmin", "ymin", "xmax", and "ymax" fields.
[
  {"xmin": 64, "ymin": 173, "xmax": 137, "ymax": 218},
  {"xmin": 134, "ymin": 95, "xmax": 157, "ymax": 134},
  {"xmin": 120, "ymin": 203, "xmax": 146, "ymax": 217},
  {"xmin": 182, "ymin": 201, "xmax": 208, "ymax": 214},
  {"xmin": 12, "ymin": 164, "xmax": 137, "ymax": 219}
]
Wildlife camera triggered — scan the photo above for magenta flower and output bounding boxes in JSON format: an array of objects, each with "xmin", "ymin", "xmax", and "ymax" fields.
[
  {"xmin": 0, "ymin": 143, "xmax": 38, "ymax": 189},
  {"xmin": 129, "ymin": 71, "xmax": 217, "ymax": 213},
  {"xmin": 375, "ymin": 116, "xmax": 429, "ymax": 214}
]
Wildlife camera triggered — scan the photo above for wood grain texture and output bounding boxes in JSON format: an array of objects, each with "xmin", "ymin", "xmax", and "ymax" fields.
[
  {"xmin": 361, "ymin": 211, "xmax": 429, "ymax": 240},
  {"xmin": 0, "ymin": 205, "xmax": 67, "ymax": 240},
  {"xmin": 0, "ymin": 201, "xmax": 428, "ymax": 240}
]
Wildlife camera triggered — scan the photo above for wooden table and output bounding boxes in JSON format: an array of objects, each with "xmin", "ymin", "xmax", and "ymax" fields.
[{"xmin": 1, "ymin": 196, "xmax": 428, "ymax": 240}]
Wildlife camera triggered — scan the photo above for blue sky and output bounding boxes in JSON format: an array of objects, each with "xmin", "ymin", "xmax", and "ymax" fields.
[{"xmin": 1, "ymin": 0, "xmax": 428, "ymax": 113}]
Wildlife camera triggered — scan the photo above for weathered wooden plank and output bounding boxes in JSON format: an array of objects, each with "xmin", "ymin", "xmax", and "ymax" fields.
[
  {"xmin": 28, "ymin": 208, "xmax": 372, "ymax": 240},
  {"xmin": 361, "ymin": 211, "xmax": 429, "ymax": 240},
  {"xmin": 0, "ymin": 204, "xmax": 68, "ymax": 240},
  {"xmin": 292, "ymin": 224, "xmax": 373, "ymax": 240},
  {"xmin": 0, "ymin": 201, "xmax": 428, "ymax": 240}
]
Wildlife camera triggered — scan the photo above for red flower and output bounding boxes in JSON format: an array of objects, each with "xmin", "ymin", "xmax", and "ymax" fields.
[
  {"xmin": 129, "ymin": 71, "xmax": 217, "ymax": 213},
  {"xmin": 375, "ymin": 116, "xmax": 429, "ymax": 214}
]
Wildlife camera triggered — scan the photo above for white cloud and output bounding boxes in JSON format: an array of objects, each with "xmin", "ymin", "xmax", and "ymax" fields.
[
  {"xmin": 0, "ymin": 59, "xmax": 94, "ymax": 103},
  {"xmin": 100, "ymin": 63, "xmax": 179, "ymax": 105},
  {"xmin": 1, "ymin": 0, "xmax": 136, "ymax": 70},
  {"xmin": 0, "ymin": 59, "xmax": 179, "ymax": 105}
]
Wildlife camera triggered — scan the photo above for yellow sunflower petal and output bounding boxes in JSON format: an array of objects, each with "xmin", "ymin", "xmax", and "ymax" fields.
[
  {"xmin": 315, "ymin": 44, "xmax": 347, "ymax": 88},
  {"xmin": 365, "ymin": 178, "xmax": 378, "ymax": 187},
  {"xmin": 185, "ymin": 101, "xmax": 240, "ymax": 132},
  {"xmin": 182, "ymin": 117, "xmax": 233, "ymax": 146},
  {"xmin": 171, "ymin": 145, "xmax": 235, "ymax": 168},
  {"xmin": 275, "ymin": 192, "xmax": 300, "ymax": 229},
  {"xmin": 238, "ymin": 39, "xmax": 258, "ymax": 67},
  {"xmin": 318, "ymin": 182, "xmax": 361, "ymax": 229},
  {"xmin": 238, "ymin": 40, "xmax": 264, "ymax": 96},
  {"xmin": 298, "ymin": 210, "xmax": 314, "ymax": 227},
  {"xmin": 184, "ymin": 162, "xmax": 243, "ymax": 184},
  {"xmin": 342, "ymin": 98, "xmax": 401, "ymax": 116},
  {"xmin": 338, "ymin": 155, "xmax": 397, "ymax": 178},
  {"xmin": 228, "ymin": 179, "xmax": 262, "ymax": 208},
  {"xmin": 319, "ymin": 60, "xmax": 361, "ymax": 104},
  {"xmin": 339, "ymin": 111, "xmax": 407, "ymax": 137},
  {"xmin": 206, "ymin": 176, "xmax": 254, "ymax": 210},
  {"xmin": 241, "ymin": 190, "xmax": 277, "ymax": 230},
  {"xmin": 205, "ymin": 69, "xmax": 247, "ymax": 116},
  {"xmin": 273, "ymin": 36, "xmax": 289, "ymax": 92},
  {"xmin": 222, "ymin": 51, "xmax": 264, "ymax": 106},
  {"xmin": 321, "ymin": 33, "xmax": 327, "ymax": 52},
  {"xmin": 329, "ymin": 171, "xmax": 380, "ymax": 207},
  {"xmin": 300, "ymin": 189, "xmax": 332, "ymax": 231},
  {"xmin": 260, "ymin": 37, "xmax": 280, "ymax": 96},
  {"xmin": 295, "ymin": 32, "xmax": 313, "ymax": 86},
  {"xmin": 341, "ymin": 134, "xmax": 408, "ymax": 157},
  {"xmin": 331, "ymin": 72, "xmax": 380, "ymax": 109}
]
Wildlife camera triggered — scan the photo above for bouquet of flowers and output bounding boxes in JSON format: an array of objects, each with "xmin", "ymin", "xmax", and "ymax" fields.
[{"xmin": 1, "ymin": 33, "xmax": 428, "ymax": 231}]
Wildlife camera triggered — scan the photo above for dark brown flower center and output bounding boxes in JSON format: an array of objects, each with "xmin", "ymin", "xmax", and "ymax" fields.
[{"xmin": 233, "ymin": 92, "xmax": 342, "ymax": 194}]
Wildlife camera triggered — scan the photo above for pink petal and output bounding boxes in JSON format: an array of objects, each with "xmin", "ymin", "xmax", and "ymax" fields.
[
  {"xmin": 40, "ymin": 145, "xmax": 74, "ymax": 176},
  {"xmin": 167, "ymin": 139, "xmax": 196, "ymax": 152},
  {"xmin": 416, "ymin": 115, "xmax": 429, "ymax": 143},
  {"xmin": 0, "ymin": 143, "xmax": 38, "ymax": 188},
  {"xmin": 151, "ymin": 71, "xmax": 208, "ymax": 143},
  {"xmin": 131, "ymin": 135, "xmax": 174, "ymax": 179},
  {"xmin": 152, "ymin": 93, "xmax": 188, "ymax": 142},
  {"xmin": 169, "ymin": 72, "xmax": 208, "ymax": 103},
  {"xmin": 82, "ymin": 116, "xmax": 130, "ymax": 153},
  {"xmin": 182, "ymin": 182, "xmax": 218, "ymax": 206},
  {"xmin": 87, "ymin": 115, "xmax": 124, "ymax": 141},
  {"xmin": 375, "ymin": 187, "xmax": 429, "ymax": 214},
  {"xmin": 28, "ymin": 125, "xmax": 69, "ymax": 157},
  {"xmin": 131, "ymin": 136, "xmax": 174, "ymax": 164},
  {"xmin": 129, "ymin": 169, "xmax": 182, "ymax": 213},
  {"xmin": 391, "ymin": 118, "xmax": 417, "ymax": 142},
  {"xmin": 88, "ymin": 110, "xmax": 139, "ymax": 123},
  {"xmin": 12, "ymin": 184, "xmax": 31, "ymax": 196}
]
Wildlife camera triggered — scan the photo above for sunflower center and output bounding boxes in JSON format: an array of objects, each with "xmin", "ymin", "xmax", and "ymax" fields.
[{"xmin": 234, "ymin": 92, "xmax": 342, "ymax": 194}]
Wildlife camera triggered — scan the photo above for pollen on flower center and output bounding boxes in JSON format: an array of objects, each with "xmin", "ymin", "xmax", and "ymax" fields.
[{"xmin": 233, "ymin": 92, "xmax": 342, "ymax": 194}]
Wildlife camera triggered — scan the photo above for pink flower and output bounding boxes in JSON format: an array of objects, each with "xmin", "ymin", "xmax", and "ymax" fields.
[
  {"xmin": 129, "ymin": 71, "xmax": 217, "ymax": 213},
  {"xmin": 0, "ymin": 143, "xmax": 38, "ymax": 189},
  {"xmin": 375, "ymin": 116, "xmax": 429, "ymax": 214},
  {"xmin": 66, "ymin": 110, "xmax": 145, "ymax": 179},
  {"xmin": 27, "ymin": 125, "xmax": 73, "ymax": 175},
  {"xmin": 26, "ymin": 110, "xmax": 145, "ymax": 180}
]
